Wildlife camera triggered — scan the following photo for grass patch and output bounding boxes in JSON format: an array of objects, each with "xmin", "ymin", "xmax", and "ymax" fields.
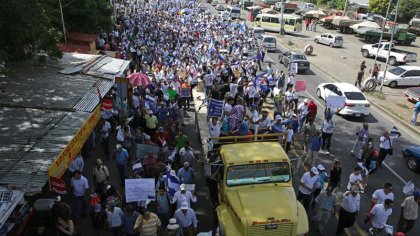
[
  {"xmin": 396, "ymin": 103, "xmax": 409, "ymax": 109},
  {"xmin": 381, "ymin": 105, "xmax": 404, "ymax": 119},
  {"xmin": 371, "ymin": 92, "xmax": 386, "ymax": 100}
]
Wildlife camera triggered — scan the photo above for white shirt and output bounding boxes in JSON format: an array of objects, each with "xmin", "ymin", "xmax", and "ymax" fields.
[
  {"xmin": 171, "ymin": 191, "xmax": 197, "ymax": 209},
  {"xmin": 247, "ymin": 110, "xmax": 259, "ymax": 130},
  {"xmin": 341, "ymin": 191, "xmax": 361, "ymax": 213},
  {"xmin": 71, "ymin": 175, "xmax": 89, "ymax": 197},
  {"xmin": 285, "ymin": 91, "xmax": 293, "ymax": 102},
  {"xmin": 379, "ymin": 136, "xmax": 393, "ymax": 150},
  {"xmin": 286, "ymin": 129, "xmax": 294, "ymax": 142},
  {"xmin": 370, "ymin": 204, "xmax": 392, "ymax": 229},
  {"xmin": 298, "ymin": 103, "xmax": 308, "ymax": 115},
  {"xmin": 287, "ymin": 76, "xmax": 295, "ymax": 85},
  {"xmin": 68, "ymin": 156, "xmax": 84, "ymax": 173},
  {"xmin": 258, "ymin": 117, "xmax": 272, "ymax": 129},
  {"xmin": 372, "ymin": 189, "xmax": 394, "ymax": 204},
  {"xmin": 101, "ymin": 121, "xmax": 111, "ymax": 139},
  {"xmin": 299, "ymin": 172, "xmax": 318, "ymax": 195},
  {"xmin": 347, "ymin": 172, "xmax": 363, "ymax": 190},
  {"xmin": 106, "ymin": 207, "xmax": 124, "ymax": 228},
  {"xmin": 208, "ymin": 121, "xmax": 222, "ymax": 138}
]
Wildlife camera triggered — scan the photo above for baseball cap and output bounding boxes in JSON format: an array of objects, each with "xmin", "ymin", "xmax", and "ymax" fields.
[
  {"xmin": 167, "ymin": 218, "xmax": 179, "ymax": 230},
  {"xmin": 180, "ymin": 184, "xmax": 186, "ymax": 191},
  {"xmin": 304, "ymin": 98, "xmax": 309, "ymax": 103},
  {"xmin": 317, "ymin": 164, "xmax": 325, "ymax": 171},
  {"xmin": 116, "ymin": 144, "xmax": 122, "ymax": 149},
  {"xmin": 54, "ymin": 196, "xmax": 61, "ymax": 202},
  {"xmin": 310, "ymin": 167, "xmax": 319, "ymax": 175},
  {"xmin": 181, "ymin": 201, "xmax": 189, "ymax": 210},
  {"xmin": 96, "ymin": 159, "xmax": 103, "ymax": 165},
  {"xmin": 184, "ymin": 162, "xmax": 190, "ymax": 167},
  {"xmin": 413, "ymin": 190, "xmax": 420, "ymax": 198}
]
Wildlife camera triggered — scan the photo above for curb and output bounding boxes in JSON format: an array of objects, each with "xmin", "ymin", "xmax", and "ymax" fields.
[{"xmin": 278, "ymin": 36, "xmax": 420, "ymax": 137}]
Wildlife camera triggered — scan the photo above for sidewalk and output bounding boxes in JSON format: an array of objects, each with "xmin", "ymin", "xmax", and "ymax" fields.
[{"xmin": 274, "ymin": 29, "xmax": 420, "ymax": 136}]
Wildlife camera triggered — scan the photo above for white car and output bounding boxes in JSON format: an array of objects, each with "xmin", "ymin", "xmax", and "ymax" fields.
[
  {"xmin": 314, "ymin": 33, "xmax": 343, "ymax": 48},
  {"xmin": 253, "ymin": 27, "xmax": 265, "ymax": 39},
  {"xmin": 215, "ymin": 4, "xmax": 225, "ymax": 11},
  {"xmin": 259, "ymin": 35, "xmax": 277, "ymax": 52},
  {"xmin": 378, "ymin": 66, "xmax": 420, "ymax": 88},
  {"xmin": 220, "ymin": 11, "xmax": 230, "ymax": 21},
  {"xmin": 316, "ymin": 83, "xmax": 370, "ymax": 117}
]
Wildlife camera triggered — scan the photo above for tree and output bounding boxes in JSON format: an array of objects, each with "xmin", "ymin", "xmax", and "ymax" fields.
[
  {"xmin": 399, "ymin": 0, "xmax": 420, "ymax": 22},
  {"xmin": 328, "ymin": 0, "xmax": 347, "ymax": 10},
  {"xmin": 63, "ymin": 0, "xmax": 114, "ymax": 33},
  {"xmin": 0, "ymin": 0, "xmax": 62, "ymax": 61},
  {"xmin": 369, "ymin": 0, "xmax": 393, "ymax": 16}
]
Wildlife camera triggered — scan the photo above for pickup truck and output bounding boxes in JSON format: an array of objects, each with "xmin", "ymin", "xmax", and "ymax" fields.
[{"xmin": 361, "ymin": 42, "xmax": 417, "ymax": 66}]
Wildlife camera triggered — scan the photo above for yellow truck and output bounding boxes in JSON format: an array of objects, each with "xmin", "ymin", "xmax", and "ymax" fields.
[{"xmin": 211, "ymin": 134, "xmax": 309, "ymax": 236}]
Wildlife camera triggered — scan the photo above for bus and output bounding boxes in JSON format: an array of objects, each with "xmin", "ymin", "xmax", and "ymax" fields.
[{"xmin": 253, "ymin": 13, "xmax": 302, "ymax": 34}]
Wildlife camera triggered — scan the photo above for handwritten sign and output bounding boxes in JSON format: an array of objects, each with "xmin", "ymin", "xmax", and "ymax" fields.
[
  {"xmin": 48, "ymin": 105, "xmax": 101, "ymax": 182},
  {"xmin": 208, "ymin": 99, "xmax": 224, "ymax": 118},
  {"xmin": 326, "ymin": 95, "xmax": 346, "ymax": 109},
  {"xmin": 125, "ymin": 178, "xmax": 155, "ymax": 202},
  {"xmin": 180, "ymin": 88, "xmax": 191, "ymax": 98},
  {"xmin": 184, "ymin": 184, "xmax": 195, "ymax": 191},
  {"xmin": 295, "ymin": 80, "xmax": 306, "ymax": 92},
  {"xmin": 289, "ymin": 63, "xmax": 298, "ymax": 74}
]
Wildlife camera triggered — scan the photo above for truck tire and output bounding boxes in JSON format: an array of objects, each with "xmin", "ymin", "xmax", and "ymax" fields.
[
  {"xmin": 388, "ymin": 57, "xmax": 398, "ymax": 66},
  {"xmin": 304, "ymin": 45, "xmax": 313, "ymax": 55},
  {"xmin": 369, "ymin": 37, "xmax": 379, "ymax": 44},
  {"xmin": 339, "ymin": 27, "xmax": 345, "ymax": 33},
  {"xmin": 362, "ymin": 49, "xmax": 370, "ymax": 58},
  {"xmin": 403, "ymin": 40, "xmax": 412, "ymax": 46},
  {"xmin": 345, "ymin": 27, "xmax": 353, "ymax": 34}
]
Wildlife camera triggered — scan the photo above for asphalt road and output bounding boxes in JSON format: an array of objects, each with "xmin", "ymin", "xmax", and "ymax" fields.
[{"xmin": 204, "ymin": 2, "xmax": 420, "ymax": 236}]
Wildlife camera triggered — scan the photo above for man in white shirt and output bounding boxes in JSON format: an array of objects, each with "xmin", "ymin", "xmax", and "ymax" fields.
[
  {"xmin": 369, "ymin": 199, "xmax": 393, "ymax": 235},
  {"xmin": 171, "ymin": 184, "xmax": 197, "ymax": 209},
  {"xmin": 364, "ymin": 182, "xmax": 394, "ymax": 225},
  {"xmin": 397, "ymin": 191, "xmax": 420, "ymax": 233},
  {"xmin": 297, "ymin": 167, "xmax": 319, "ymax": 211},
  {"xmin": 68, "ymin": 154, "xmax": 84, "ymax": 175},
  {"xmin": 71, "ymin": 170, "xmax": 89, "ymax": 220},
  {"xmin": 208, "ymin": 117, "xmax": 222, "ymax": 142},
  {"xmin": 297, "ymin": 98, "xmax": 309, "ymax": 116},
  {"xmin": 245, "ymin": 104, "xmax": 259, "ymax": 133},
  {"xmin": 347, "ymin": 166, "xmax": 363, "ymax": 191},
  {"xmin": 377, "ymin": 130, "xmax": 399, "ymax": 167},
  {"xmin": 336, "ymin": 186, "xmax": 361, "ymax": 235}
]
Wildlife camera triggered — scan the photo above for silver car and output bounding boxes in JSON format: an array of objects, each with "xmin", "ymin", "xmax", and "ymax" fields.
[{"xmin": 314, "ymin": 33, "xmax": 343, "ymax": 48}]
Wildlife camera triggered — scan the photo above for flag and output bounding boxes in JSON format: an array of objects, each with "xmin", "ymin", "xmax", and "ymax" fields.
[
  {"xmin": 217, "ymin": 53, "xmax": 225, "ymax": 62},
  {"xmin": 254, "ymin": 72, "xmax": 268, "ymax": 88},
  {"xmin": 167, "ymin": 171, "xmax": 181, "ymax": 196}
]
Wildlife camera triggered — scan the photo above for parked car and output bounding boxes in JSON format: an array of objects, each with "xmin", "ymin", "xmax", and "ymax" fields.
[
  {"xmin": 378, "ymin": 66, "xmax": 420, "ymax": 88},
  {"xmin": 316, "ymin": 83, "xmax": 370, "ymax": 117},
  {"xmin": 402, "ymin": 145, "xmax": 420, "ymax": 171},
  {"xmin": 220, "ymin": 11, "xmax": 230, "ymax": 21},
  {"xmin": 263, "ymin": 0, "xmax": 280, "ymax": 5},
  {"xmin": 211, "ymin": 0, "xmax": 220, "ymax": 6},
  {"xmin": 279, "ymin": 51, "xmax": 310, "ymax": 73},
  {"xmin": 253, "ymin": 27, "xmax": 265, "ymax": 39},
  {"xmin": 215, "ymin": 4, "xmax": 225, "ymax": 11},
  {"xmin": 361, "ymin": 42, "xmax": 417, "ymax": 66},
  {"xmin": 258, "ymin": 35, "xmax": 277, "ymax": 52},
  {"xmin": 314, "ymin": 33, "xmax": 343, "ymax": 48},
  {"xmin": 405, "ymin": 87, "xmax": 420, "ymax": 102}
]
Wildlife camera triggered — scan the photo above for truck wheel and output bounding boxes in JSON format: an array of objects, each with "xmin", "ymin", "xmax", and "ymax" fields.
[
  {"xmin": 339, "ymin": 27, "xmax": 344, "ymax": 33},
  {"xmin": 403, "ymin": 40, "xmax": 412, "ymax": 46},
  {"xmin": 304, "ymin": 45, "xmax": 313, "ymax": 55},
  {"xmin": 388, "ymin": 57, "xmax": 398, "ymax": 66},
  {"xmin": 389, "ymin": 81, "xmax": 398, "ymax": 88},
  {"xmin": 362, "ymin": 50, "xmax": 370, "ymax": 58},
  {"xmin": 369, "ymin": 37, "xmax": 379, "ymax": 44},
  {"xmin": 345, "ymin": 27, "xmax": 353, "ymax": 34}
]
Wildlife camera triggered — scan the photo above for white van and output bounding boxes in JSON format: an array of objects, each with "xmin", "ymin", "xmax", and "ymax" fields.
[
  {"xmin": 225, "ymin": 6, "xmax": 241, "ymax": 20},
  {"xmin": 259, "ymin": 35, "xmax": 277, "ymax": 52},
  {"xmin": 212, "ymin": 0, "xmax": 221, "ymax": 6}
]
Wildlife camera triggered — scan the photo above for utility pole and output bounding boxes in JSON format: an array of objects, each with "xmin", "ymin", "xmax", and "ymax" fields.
[
  {"xmin": 343, "ymin": 0, "xmax": 349, "ymax": 16},
  {"xmin": 280, "ymin": 0, "xmax": 285, "ymax": 35},
  {"xmin": 59, "ymin": 0, "xmax": 67, "ymax": 44},
  {"xmin": 380, "ymin": 0, "xmax": 400, "ymax": 93}
]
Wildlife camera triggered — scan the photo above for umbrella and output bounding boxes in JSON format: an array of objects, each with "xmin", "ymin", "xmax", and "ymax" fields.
[
  {"xmin": 305, "ymin": 9, "xmax": 326, "ymax": 18},
  {"xmin": 350, "ymin": 21, "xmax": 381, "ymax": 30},
  {"xmin": 128, "ymin": 72, "xmax": 150, "ymax": 87}
]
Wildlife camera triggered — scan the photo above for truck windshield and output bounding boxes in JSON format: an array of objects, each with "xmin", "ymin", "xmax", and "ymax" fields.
[
  {"xmin": 226, "ymin": 162, "xmax": 290, "ymax": 186},
  {"xmin": 389, "ymin": 67, "xmax": 406, "ymax": 75}
]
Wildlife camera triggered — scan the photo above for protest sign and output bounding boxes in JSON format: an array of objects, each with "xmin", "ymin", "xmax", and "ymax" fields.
[
  {"xmin": 290, "ymin": 63, "xmax": 298, "ymax": 74},
  {"xmin": 184, "ymin": 184, "xmax": 195, "ymax": 191},
  {"xmin": 273, "ymin": 87, "xmax": 281, "ymax": 95},
  {"xmin": 326, "ymin": 95, "xmax": 346, "ymax": 109},
  {"xmin": 208, "ymin": 98, "xmax": 224, "ymax": 118},
  {"xmin": 136, "ymin": 144, "xmax": 160, "ymax": 160},
  {"xmin": 295, "ymin": 80, "xmax": 306, "ymax": 92},
  {"xmin": 125, "ymin": 178, "xmax": 155, "ymax": 202},
  {"xmin": 229, "ymin": 83, "xmax": 238, "ymax": 97},
  {"xmin": 180, "ymin": 88, "xmax": 191, "ymax": 98}
]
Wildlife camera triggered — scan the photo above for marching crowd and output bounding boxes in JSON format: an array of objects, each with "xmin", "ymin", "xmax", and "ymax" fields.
[{"xmin": 39, "ymin": 0, "xmax": 420, "ymax": 236}]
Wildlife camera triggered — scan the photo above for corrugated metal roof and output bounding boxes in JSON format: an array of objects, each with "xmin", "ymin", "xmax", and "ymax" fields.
[
  {"xmin": 83, "ymin": 56, "xmax": 130, "ymax": 79},
  {"xmin": 73, "ymin": 79, "xmax": 115, "ymax": 112}
]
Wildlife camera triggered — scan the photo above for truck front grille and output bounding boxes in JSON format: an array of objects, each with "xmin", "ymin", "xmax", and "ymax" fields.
[{"xmin": 248, "ymin": 222, "xmax": 294, "ymax": 236}]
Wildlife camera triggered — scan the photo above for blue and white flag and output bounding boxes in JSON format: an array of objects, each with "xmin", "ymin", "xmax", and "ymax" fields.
[
  {"xmin": 167, "ymin": 171, "xmax": 181, "ymax": 196},
  {"xmin": 217, "ymin": 53, "xmax": 225, "ymax": 62},
  {"xmin": 254, "ymin": 71, "xmax": 268, "ymax": 88}
]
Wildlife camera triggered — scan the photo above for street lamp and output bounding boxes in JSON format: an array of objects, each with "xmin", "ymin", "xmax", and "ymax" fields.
[
  {"xmin": 380, "ymin": 0, "xmax": 400, "ymax": 93},
  {"xmin": 59, "ymin": 0, "xmax": 67, "ymax": 44}
]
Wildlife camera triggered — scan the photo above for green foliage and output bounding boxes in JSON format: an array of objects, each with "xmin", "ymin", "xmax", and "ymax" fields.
[
  {"xmin": 369, "ymin": 0, "xmax": 393, "ymax": 16},
  {"xmin": 399, "ymin": 0, "xmax": 420, "ymax": 22},
  {"xmin": 0, "ymin": 0, "xmax": 62, "ymax": 61},
  {"xmin": 63, "ymin": 0, "xmax": 114, "ymax": 33},
  {"xmin": 327, "ymin": 0, "xmax": 346, "ymax": 10}
]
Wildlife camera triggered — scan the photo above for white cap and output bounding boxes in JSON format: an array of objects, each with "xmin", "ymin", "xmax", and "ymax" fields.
[
  {"xmin": 181, "ymin": 201, "xmax": 189, "ymax": 210},
  {"xmin": 180, "ymin": 183, "xmax": 186, "ymax": 191},
  {"xmin": 310, "ymin": 167, "xmax": 319, "ymax": 175},
  {"xmin": 317, "ymin": 164, "xmax": 325, "ymax": 171},
  {"xmin": 304, "ymin": 98, "xmax": 309, "ymax": 103}
]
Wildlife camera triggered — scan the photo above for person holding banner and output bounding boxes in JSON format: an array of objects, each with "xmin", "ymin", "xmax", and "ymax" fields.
[{"xmin": 320, "ymin": 115, "xmax": 335, "ymax": 155}]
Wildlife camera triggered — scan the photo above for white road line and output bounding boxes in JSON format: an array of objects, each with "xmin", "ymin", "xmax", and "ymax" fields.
[{"xmin": 383, "ymin": 162, "xmax": 408, "ymax": 185}]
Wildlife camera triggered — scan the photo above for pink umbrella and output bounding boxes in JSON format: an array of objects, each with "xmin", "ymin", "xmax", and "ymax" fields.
[{"xmin": 128, "ymin": 73, "xmax": 150, "ymax": 87}]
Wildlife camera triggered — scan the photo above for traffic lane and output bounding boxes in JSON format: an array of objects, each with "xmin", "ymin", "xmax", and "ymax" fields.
[{"xmin": 266, "ymin": 52, "xmax": 420, "ymax": 234}]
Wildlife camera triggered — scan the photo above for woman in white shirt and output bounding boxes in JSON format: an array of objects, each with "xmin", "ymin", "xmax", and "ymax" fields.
[{"xmin": 347, "ymin": 166, "xmax": 364, "ymax": 192}]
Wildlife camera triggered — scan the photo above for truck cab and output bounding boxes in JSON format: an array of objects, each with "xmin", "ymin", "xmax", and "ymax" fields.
[{"xmin": 213, "ymin": 136, "xmax": 309, "ymax": 236}]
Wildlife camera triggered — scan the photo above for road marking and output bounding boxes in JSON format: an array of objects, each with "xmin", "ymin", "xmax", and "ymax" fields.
[{"xmin": 383, "ymin": 162, "xmax": 408, "ymax": 185}]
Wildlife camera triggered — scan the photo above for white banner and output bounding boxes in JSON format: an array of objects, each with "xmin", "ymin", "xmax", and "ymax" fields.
[
  {"xmin": 125, "ymin": 178, "xmax": 155, "ymax": 202},
  {"xmin": 289, "ymin": 63, "xmax": 298, "ymax": 74},
  {"xmin": 326, "ymin": 95, "xmax": 346, "ymax": 109}
]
